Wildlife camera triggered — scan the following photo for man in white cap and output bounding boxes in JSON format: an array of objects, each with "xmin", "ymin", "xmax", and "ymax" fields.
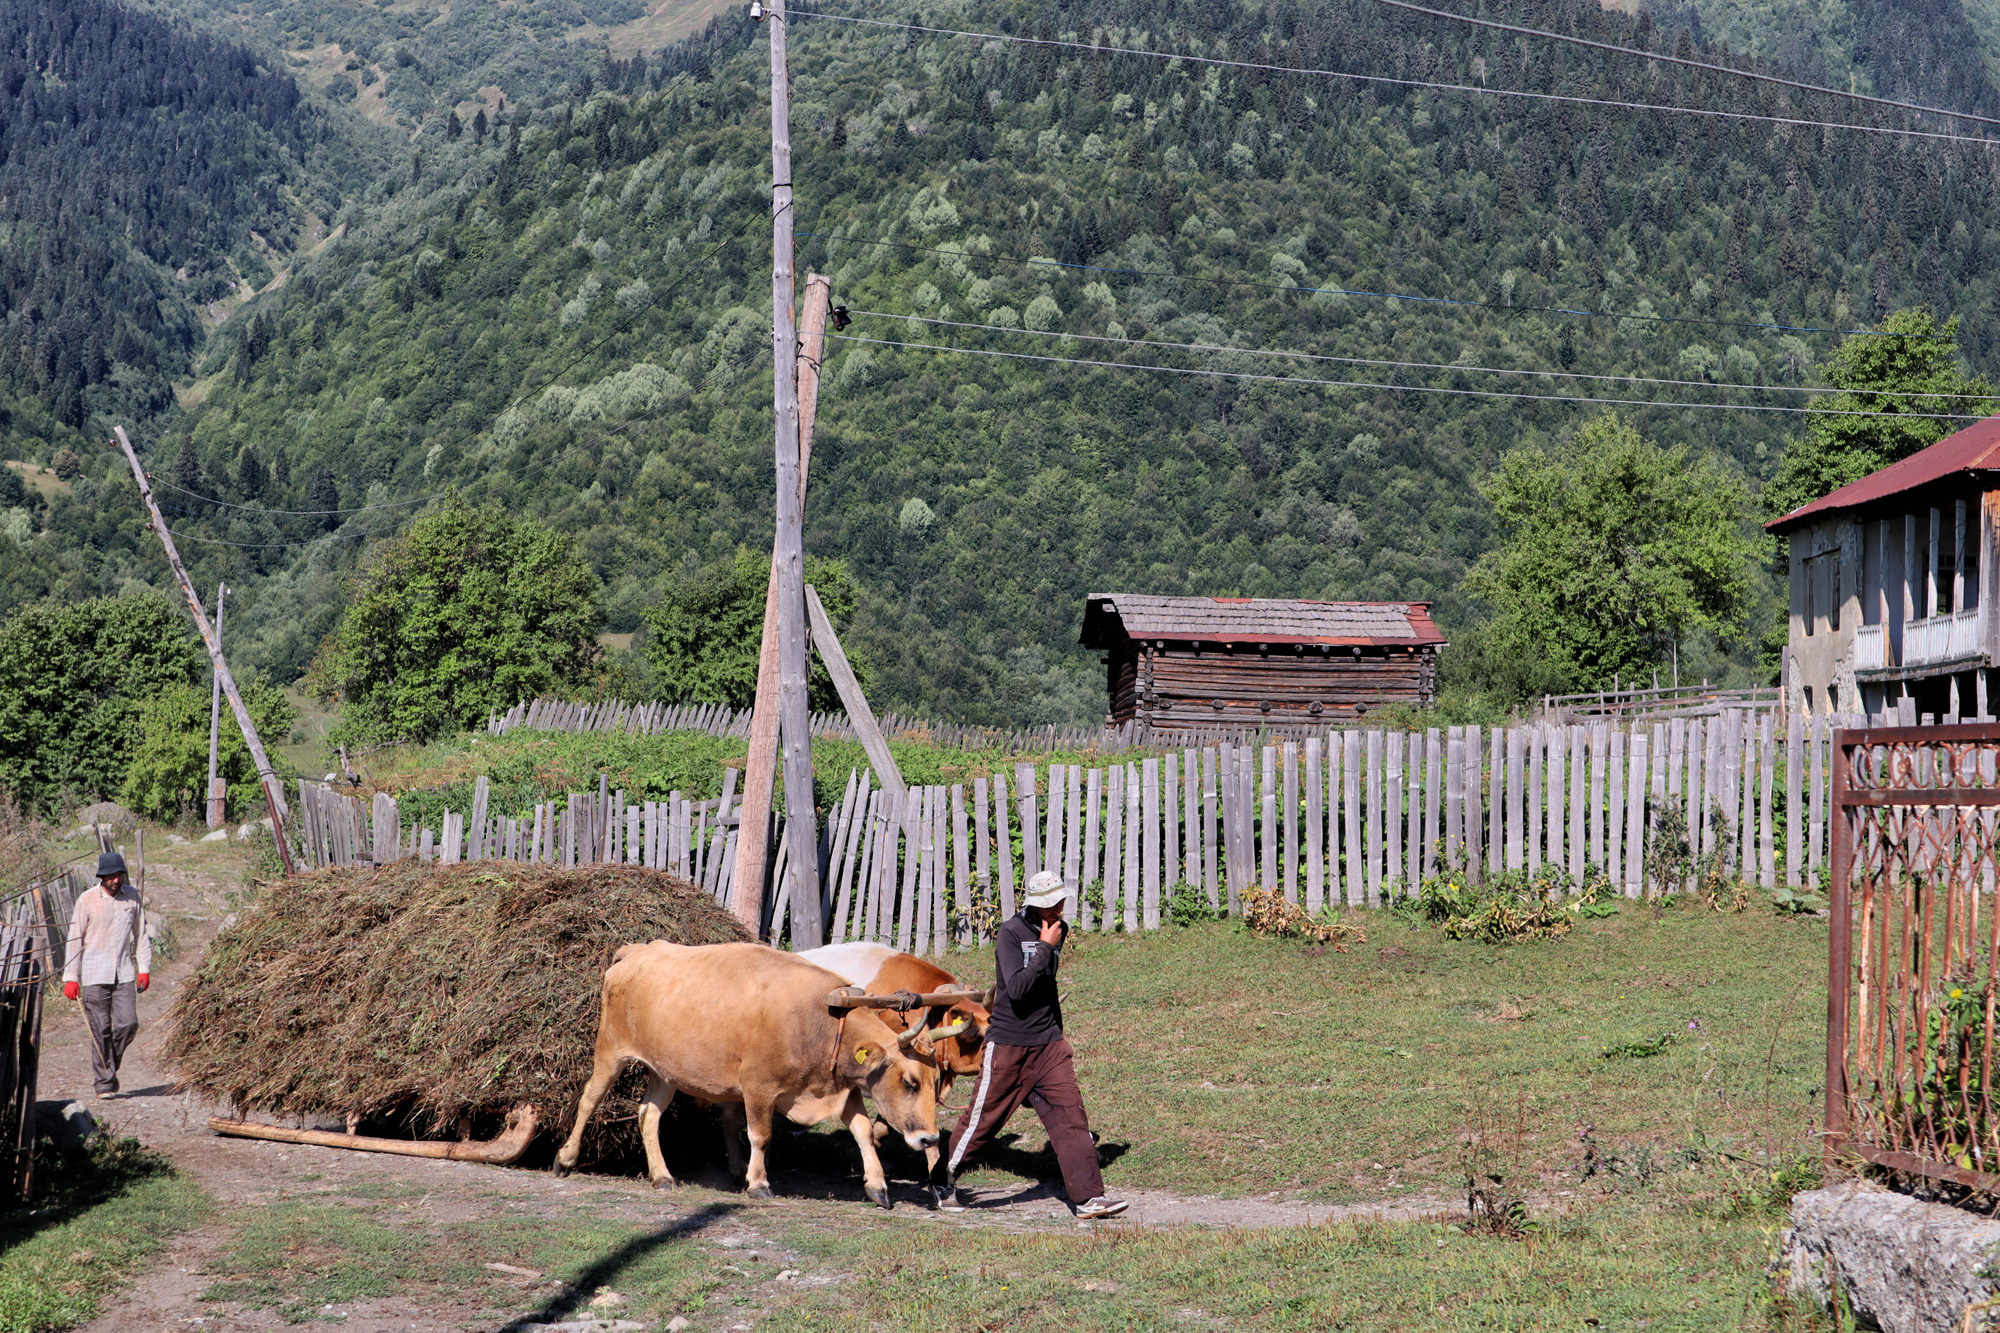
[
  {"xmin": 931, "ymin": 869, "xmax": 1127, "ymax": 1220},
  {"xmin": 62, "ymin": 851, "xmax": 150, "ymax": 1096}
]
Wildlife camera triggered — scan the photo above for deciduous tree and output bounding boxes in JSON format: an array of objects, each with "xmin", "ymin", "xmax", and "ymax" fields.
[
  {"xmin": 1464, "ymin": 415, "xmax": 1754, "ymax": 694},
  {"xmin": 307, "ymin": 496, "xmax": 603, "ymax": 742}
]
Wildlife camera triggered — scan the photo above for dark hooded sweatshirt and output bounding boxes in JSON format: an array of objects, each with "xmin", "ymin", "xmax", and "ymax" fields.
[{"xmin": 989, "ymin": 909, "xmax": 1066, "ymax": 1046}]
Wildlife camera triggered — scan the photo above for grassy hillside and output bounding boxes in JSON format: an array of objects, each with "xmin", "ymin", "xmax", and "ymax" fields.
[{"xmin": 15, "ymin": 0, "xmax": 2000, "ymax": 726}]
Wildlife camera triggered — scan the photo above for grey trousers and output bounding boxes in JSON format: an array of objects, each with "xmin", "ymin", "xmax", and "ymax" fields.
[{"xmin": 80, "ymin": 982, "xmax": 138, "ymax": 1092}]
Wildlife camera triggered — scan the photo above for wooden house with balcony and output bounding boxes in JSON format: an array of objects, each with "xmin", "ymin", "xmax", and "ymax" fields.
[
  {"xmin": 1767, "ymin": 414, "xmax": 2000, "ymax": 721},
  {"xmin": 1079, "ymin": 594, "xmax": 1447, "ymax": 736}
]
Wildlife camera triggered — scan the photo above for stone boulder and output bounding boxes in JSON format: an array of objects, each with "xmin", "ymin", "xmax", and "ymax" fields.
[
  {"xmin": 34, "ymin": 1100, "xmax": 97, "ymax": 1154},
  {"xmin": 1781, "ymin": 1179, "xmax": 2000, "ymax": 1332}
]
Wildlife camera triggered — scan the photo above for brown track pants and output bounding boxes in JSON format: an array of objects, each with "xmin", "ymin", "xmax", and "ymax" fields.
[{"xmin": 935, "ymin": 1036, "xmax": 1104, "ymax": 1204}]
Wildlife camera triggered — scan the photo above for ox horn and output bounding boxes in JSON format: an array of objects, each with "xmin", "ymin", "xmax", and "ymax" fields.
[{"xmin": 896, "ymin": 1018, "xmax": 970, "ymax": 1053}]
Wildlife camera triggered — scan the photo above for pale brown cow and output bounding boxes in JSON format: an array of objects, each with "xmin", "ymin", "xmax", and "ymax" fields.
[{"xmin": 553, "ymin": 942, "xmax": 948, "ymax": 1207}]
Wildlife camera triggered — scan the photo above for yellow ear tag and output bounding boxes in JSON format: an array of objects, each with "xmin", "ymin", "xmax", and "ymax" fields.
[{"xmin": 854, "ymin": 1047, "xmax": 871, "ymax": 1062}]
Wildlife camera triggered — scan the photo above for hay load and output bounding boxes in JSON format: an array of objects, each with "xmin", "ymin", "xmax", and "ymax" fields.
[{"xmin": 166, "ymin": 861, "xmax": 751, "ymax": 1157}]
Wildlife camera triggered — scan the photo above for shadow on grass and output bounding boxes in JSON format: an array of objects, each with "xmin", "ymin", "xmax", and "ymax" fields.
[
  {"xmin": 1, "ymin": 1133, "xmax": 175, "ymax": 1247},
  {"xmin": 495, "ymin": 1202, "xmax": 741, "ymax": 1332}
]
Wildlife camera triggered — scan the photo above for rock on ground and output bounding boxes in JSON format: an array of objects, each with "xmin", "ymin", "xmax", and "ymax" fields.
[{"xmin": 1781, "ymin": 1178, "xmax": 2000, "ymax": 1333}]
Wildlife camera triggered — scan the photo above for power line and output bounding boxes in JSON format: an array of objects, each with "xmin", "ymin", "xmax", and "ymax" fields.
[
  {"xmin": 851, "ymin": 309, "xmax": 2000, "ymax": 401},
  {"xmin": 788, "ymin": 7, "xmax": 2000, "ymax": 146},
  {"xmin": 1377, "ymin": 0, "xmax": 2000, "ymax": 131},
  {"xmin": 830, "ymin": 330, "xmax": 1985, "ymax": 419},
  {"xmin": 804, "ymin": 231, "xmax": 1888, "ymax": 339}
]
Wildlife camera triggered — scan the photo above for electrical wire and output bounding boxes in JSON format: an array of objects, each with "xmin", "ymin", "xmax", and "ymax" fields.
[
  {"xmin": 1376, "ymin": 0, "xmax": 2000, "ymax": 130},
  {"xmin": 803, "ymin": 231, "xmax": 1889, "ymax": 339},
  {"xmin": 830, "ymin": 329, "xmax": 1985, "ymax": 419},
  {"xmin": 787, "ymin": 7, "xmax": 2000, "ymax": 146},
  {"xmin": 849, "ymin": 309, "xmax": 2000, "ymax": 401}
]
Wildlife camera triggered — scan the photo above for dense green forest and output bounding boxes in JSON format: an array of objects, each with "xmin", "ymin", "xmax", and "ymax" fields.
[
  {"xmin": 10, "ymin": 0, "xmax": 2000, "ymax": 730},
  {"xmin": 0, "ymin": 0, "xmax": 354, "ymax": 445}
]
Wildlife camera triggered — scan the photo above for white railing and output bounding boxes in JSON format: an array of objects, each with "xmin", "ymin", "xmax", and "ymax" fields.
[
  {"xmin": 1853, "ymin": 624, "xmax": 1886, "ymax": 670},
  {"xmin": 1902, "ymin": 608, "xmax": 1985, "ymax": 667}
]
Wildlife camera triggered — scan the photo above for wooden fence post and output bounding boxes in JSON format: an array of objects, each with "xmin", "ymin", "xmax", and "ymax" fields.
[
  {"xmin": 1365, "ymin": 730, "xmax": 1384, "ymax": 907},
  {"xmin": 1202, "ymin": 748, "xmax": 1220, "ymax": 909},
  {"xmin": 974, "ymin": 777, "xmax": 993, "ymax": 940},
  {"xmin": 1385, "ymin": 733, "xmax": 1403, "ymax": 898},
  {"xmin": 1305, "ymin": 738, "xmax": 1324, "ymax": 915},
  {"xmin": 1423, "ymin": 728, "xmax": 1441, "ymax": 883},
  {"xmin": 1281, "ymin": 742, "xmax": 1299, "ymax": 904},
  {"xmin": 1123, "ymin": 761, "xmax": 1142, "ymax": 932}
]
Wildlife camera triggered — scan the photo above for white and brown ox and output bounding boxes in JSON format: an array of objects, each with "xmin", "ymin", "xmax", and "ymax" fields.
[
  {"xmin": 553, "ymin": 942, "xmax": 964, "ymax": 1207},
  {"xmin": 796, "ymin": 943, "xmax": 991, "ymax": 1093}
]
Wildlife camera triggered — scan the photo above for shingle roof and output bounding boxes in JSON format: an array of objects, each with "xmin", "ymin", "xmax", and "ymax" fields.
[
  {"xmin": 1080, "ymin": 595, "xmax": 1445, "ymax": 648},
  {"xmin": 1766, "ymin": 412, "xmax": 2000, "ymax": 533}
]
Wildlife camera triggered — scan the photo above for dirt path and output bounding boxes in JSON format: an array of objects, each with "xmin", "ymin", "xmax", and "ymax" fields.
[{"xmin": 44, "ymin": 844, "xmax": 1455, "ymax": 1331}]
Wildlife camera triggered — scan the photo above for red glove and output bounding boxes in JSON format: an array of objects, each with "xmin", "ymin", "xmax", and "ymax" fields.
[
  {"xmin": 136, "ymin": 974, "xmax": 149, "ymax": 993},
  {"xmin": 63, "ymin": 981, "xmax": 78, "ymax": 1001}
]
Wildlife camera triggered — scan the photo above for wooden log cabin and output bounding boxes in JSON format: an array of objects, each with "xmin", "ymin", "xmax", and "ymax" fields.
[
  {"xmin": 1767, "ymin": 412, "xmax": 2000, "ymax": 721},
  {"xmin": 1079, "ymin": 594, "xmax": 1447, "ymax": 736}
]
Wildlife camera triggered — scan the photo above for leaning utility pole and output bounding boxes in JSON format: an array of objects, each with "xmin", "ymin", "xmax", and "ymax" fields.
[
  {"xmin": 761, "ymin": 0, "xmax": 821, "ymax": 946},
  {"xmin": 206, "ymin": 580, "xmax": 228, "ymax": 829},
  {"xmin": 733, "ymin": 270, "xmax": 832, "ymax": 933},
  {"xmin": 114, "ymin": 427, "xmax": 295, "ymax": 874}
]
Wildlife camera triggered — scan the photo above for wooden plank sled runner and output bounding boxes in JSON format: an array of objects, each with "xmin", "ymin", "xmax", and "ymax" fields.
[
  {"xmin": 208, "ymin": 1103, "xmax": 539, "ymax": 1164},
  {"xmin": 823, "ymin": 985, "xmax": 991, "ymax": 1011}
]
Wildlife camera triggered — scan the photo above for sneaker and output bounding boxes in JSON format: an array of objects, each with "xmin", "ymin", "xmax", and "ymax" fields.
[
  {"xmin": 1075, "ymin": 1196, "xmax": 1128, "ymax": 1220},
  {"xmin": 931, "ymin": 1184, "xmax": 965, "ymax": 1212}
]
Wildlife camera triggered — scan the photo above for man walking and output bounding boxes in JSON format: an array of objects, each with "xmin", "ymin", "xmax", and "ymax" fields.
[
  {"xmin": 62, "ymin": 851, "xmax": 150, "ymax": 1096},
  {"xmin": 931, "ymin": 870, "xmax": 1127, "ymax": 1220}
]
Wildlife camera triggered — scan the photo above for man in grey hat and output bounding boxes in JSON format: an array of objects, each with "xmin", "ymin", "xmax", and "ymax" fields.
[
  {"xmin": 930, "ymin": 870, "xmax": 1127, "ymax": 1220},
  {"xmin": 61, "ymin": 851, "xmax": 150, "ymax": 1096}
]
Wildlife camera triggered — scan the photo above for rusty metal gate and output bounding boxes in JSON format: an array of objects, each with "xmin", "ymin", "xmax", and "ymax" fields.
[{"xmin": 1830, "ymin": 721, "xmax": 2000, "ymax": 1190}]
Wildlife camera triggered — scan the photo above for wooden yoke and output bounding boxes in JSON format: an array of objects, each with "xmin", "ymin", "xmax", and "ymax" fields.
[{"xmin": 824, "ymin": 984, "xmax": 994, "ymax": 1011}]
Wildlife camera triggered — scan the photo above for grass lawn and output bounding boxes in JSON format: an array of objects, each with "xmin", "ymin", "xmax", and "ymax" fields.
[
  {"xmin": 974, "ymin": 904, "xmax": 1828, "ymax": 1203},
  {"xmin": 181, "ymin": 907, "xmax": 1828, "ymax": 1331},
  {"xmin": 0, "ymin": 1139, "xmax": 209, "ymax": 1332}
]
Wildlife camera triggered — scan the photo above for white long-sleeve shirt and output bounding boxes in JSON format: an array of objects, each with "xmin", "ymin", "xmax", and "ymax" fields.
[{"xmin": 61, "ymin": 882, "xmax": 151, "ymax": 986}]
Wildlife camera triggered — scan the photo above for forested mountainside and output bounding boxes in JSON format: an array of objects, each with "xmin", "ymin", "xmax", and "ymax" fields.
[
  {"xmin": 11, "ymin": 0, "xmax": 2000, "ymax": 726},
  {"xmin": 0, "ymin": 0, "xmax": 373, "ymax": 446},
  {"xmin": 146, "ymin": 0, "xmax": 653, "ymax": 130},
  {"xmin": 1655, "ymin": 0, "xmax": 2000, "ymax": 113}
]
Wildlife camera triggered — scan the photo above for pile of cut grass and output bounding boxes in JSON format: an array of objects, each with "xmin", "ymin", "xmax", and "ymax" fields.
[{"xmin": 165, "ymin": 861, "xmax": 749, "ymax": 1156}]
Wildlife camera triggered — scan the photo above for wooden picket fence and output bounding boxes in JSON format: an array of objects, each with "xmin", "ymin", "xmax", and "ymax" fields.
[
  {"xmin": 0, "ymin": 865, "xmax": 85, "ymax": 1203},
  {"xmin": 485, "ymin": 697, "xmax": 1137, "ymax": 755},
  {"xmin": 293, "ymin": 710, "xmax": 1855, "ymax": 950}
]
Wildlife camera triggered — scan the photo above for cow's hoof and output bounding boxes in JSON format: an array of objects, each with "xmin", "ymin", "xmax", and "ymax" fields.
[
  {"xmin": 551, "ymin": 1161, "xmax": 572, "ymax": 1178},
  {"xmin": 649, "ymin": 1176, "xmax": 679, "ymax": 1192},
  {"xmin": 866, "ymin": 1184, "xmax": 891, "ymax": 1210},
  {"xmin": 746, "ymin": 1184, "xmax": 774, "ymax": 1200}
]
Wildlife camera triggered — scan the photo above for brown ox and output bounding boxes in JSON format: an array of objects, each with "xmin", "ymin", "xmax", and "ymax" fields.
[
  {"xmin": 796, "ymin": 943, "xmax": 991, "ymax": 1090},
  {"xmin": 797, "ymin": 943, "xmax": 991, "ymax": 1173},
  {"xmin": 553, "ymin": 942, "xmax": 944, "ymax": 1207}
]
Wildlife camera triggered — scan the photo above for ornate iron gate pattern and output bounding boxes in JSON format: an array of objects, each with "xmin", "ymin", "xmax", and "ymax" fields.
[{"xmin": 1831, "ymin": 722, "xmax": 2000, "ymax": 1192}]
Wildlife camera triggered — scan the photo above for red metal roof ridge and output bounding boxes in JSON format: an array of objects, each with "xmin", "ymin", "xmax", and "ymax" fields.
[
  {"xmin": 1766, "ymin": 412, "xmax": 2000, "ymax": 532},
  {"xmin": 1162, "ymin": 633, "xmax": 1446, "ymax": 646},
  {"xmin": 1086, "ymin": 593, "xmax": 1435, "ymax": 610}
]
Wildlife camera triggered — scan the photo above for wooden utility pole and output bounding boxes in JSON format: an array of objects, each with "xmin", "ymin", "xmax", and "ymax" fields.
[
  {"xmin": 732, "ymin": 254, "xmax": 833, "ymax": 931},
  {"xmin": 113, "ymin": 427, "xmax": 295, "ymax": 874},
  {"xmin": 763, "ymin": 0, "xmax": 821, "ymax": 947},
  {"xmin": 804, "ymin": 584, "xmax": 903, "ymax": 800},
  {"xmin": 206, "ymin": 581, "xmax": 228, "ymax": 829}
]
